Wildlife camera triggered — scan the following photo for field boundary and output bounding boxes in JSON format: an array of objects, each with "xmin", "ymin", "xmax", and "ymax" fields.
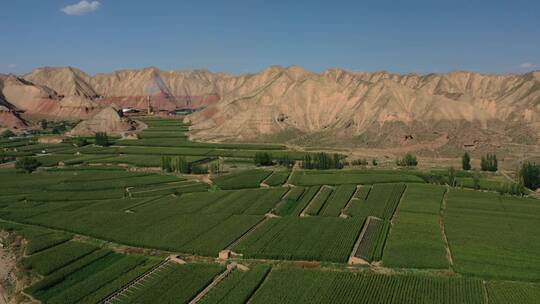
[
  {"xmin": 188, "ymin": 263, "xmax": 237, "ymax": 304},
  {"xmin": 101, "ymin": 258, "xmax": 171, "ymax": 304},
  {"xmin": 299, "ymin": 185, "xmax": 331, "ymax": 217},
  {"xmin": 439, "ymin": 186, "xmax": 454, "ymax": 268},
  {"xmin": 246, "ymin": 266, "xmax": 272, "ymax": 304},
  {"xmin": 340, "ymin": 185, "xmax": 361, "ymax": 218},
  {"xmin": 348, "ymin": 216, "xmax": 378, "ymax": 265},
  {"xmin": 226, "ymin": 216, "xmax": 272, "ymax": 251}
]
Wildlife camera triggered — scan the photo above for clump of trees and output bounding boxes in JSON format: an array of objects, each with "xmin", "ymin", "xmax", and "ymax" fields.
[
  {"xmin": 301, "ymin": 152, "xmax": 344, "ymax": 170},
  {"xmin": 15, "ymin": 157, "xmax": 42, "ymax": 173},
  {"xmin": 396, "ymin": 153, "xmax": 418, "ymax": 167},
  {"xmin": 351, "ymin": 159, "xmax": 368, "ymax": 166},
  {"xmin": 519, "ymin": 162, "xmax": 540, "ymax": 190},
  {"xmin": 254, "ymin": 152, "xmax": 273, "ymax": 166},
  {"xmin": 276, "ymin": 155, "xmax": 294, "ymax": 168},
  {"xmin": 480, "ymin": 154, "xmax": 498, "ymax": 172},
  {"xmin": 95, "ymin": 132, "xmax": 110, "ymax": 147},
  {"xmin": 161, "ymin": 156, "xmax": 209, "ymax": 174},
  {"xmin": 462, "ymin": 152, "xmax": 471, "ymax": 171}
]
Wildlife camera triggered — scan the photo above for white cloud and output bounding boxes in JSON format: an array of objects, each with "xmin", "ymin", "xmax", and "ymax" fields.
[
  {"xmin": 518, "ymin": 63, "xmax": 535, "ymax": 69},
  {"xmin": 61, "ymin": 1, "xmax": 101, "ymax": 16}
]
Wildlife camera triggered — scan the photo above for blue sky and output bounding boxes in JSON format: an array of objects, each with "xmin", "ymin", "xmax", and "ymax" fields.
[{"xmin": 1, "ymin": 0, "xmax": 539, "ymax": 75}]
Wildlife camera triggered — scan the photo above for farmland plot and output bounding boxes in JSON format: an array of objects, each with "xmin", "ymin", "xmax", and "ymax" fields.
[
  {"xmin": 320, "ymin": 184, "xmax": 357, "ymax": 217},
  {"xmin": 354, "ymin": 217, "xmax": 390, "ymax": 262},
  {"xmin": 199, "ymin": 265, "xmax": 271, "ymax": 304},
  {"xmin": 486, "ymin": 281, "xmax": 540, "ymax": 304},
  {"xmin": 347, "ymin": 183, "xmax": 406, "ymax": 221},
  {"xmin": 290, "ymin": 170, "xmax": 424, "ymax": 186},
  {"xmin": 233, "ymin": 217, "xmax": 362, "ymax": 263},
  {"xmin": 116, "ymin": 263, "xmax": 224, "ymax": 304},
  {"xmin": 446, "ymin": 189, "xmax": 540, "ymax": 280},
  {"xmin": 264, "ymin": 170, "xmax": 291, "ymax": 186},
  {"xmin": 383, "ymin": 184, "xmax": 449, "ymax": 269},
  {"xmin": 28, "ymin": 252, "xmax": 156, "ymax": 304},
  {"xmin": 213, "ymin": 170, "xmax": 272, "ymax": 190},
  {"xmin": 273, "ymin": 186, "xmax": 321, "ymax": 216},
  {"xmin": 303, "ymin": 186, "xmax": 334, "ymax": 216},
  {"xmin": 251, "ymin": 268, "xmax": 485, "ymax": 304}
]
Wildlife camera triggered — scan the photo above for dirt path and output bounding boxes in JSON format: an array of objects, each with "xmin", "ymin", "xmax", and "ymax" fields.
[
  {"xmin": 102, "ymin": 258, "xmax": 172, "ymax": 304},
  {"xmin": 439, "ymin": 186, "xmax": 455, "ymax": 268},
  {"xmin": 339, "ymin": 185, "xmax": 361, "ymax": 218},
  {"xmin": 226, "ymin": 217, "xmax": 271, "ymax": 251},
  {"xmin": 188, "ymin": 264, "xmax": 237, "ymax": 304},
  {"xmin": 284, "ymin": 162, "xmax": 299, "ymax": 186},
  {"xmin": 299, "ymin": 185, "xmax": 329, "ymax": 217},
  {"xmin": 347, "ymin": 216, "xmax": 378, "ymax": 265}
]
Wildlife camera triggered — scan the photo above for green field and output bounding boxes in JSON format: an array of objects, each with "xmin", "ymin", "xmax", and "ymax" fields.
[
  {"xmin": 0, "ymin": 117, "xmax": 538, "ymax": 303},
  {"xmin": 383, "ymin": 184, "xmax": 449, "ymax": 269},
  {"xmin": 250, "ymin": 268, "xmax": 485, "ymax": 304}
]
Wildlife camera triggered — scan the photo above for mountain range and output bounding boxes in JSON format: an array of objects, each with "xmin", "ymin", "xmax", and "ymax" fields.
[{"xmin": 1, "ymin": 66, "xmax": 539, "ymax": 155}]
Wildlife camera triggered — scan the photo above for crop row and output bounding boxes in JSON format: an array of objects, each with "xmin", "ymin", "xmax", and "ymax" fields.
[
  {"xmin": 355, "ymin": 217, "xmax": 390, "ymax": 262},
  {"xmin": 199, "ymin": 265, "xmax": 271, "ymax": 304},
  {"xmin": 382, "ymin": 184, "xmax": 448, "ymax": 269},
  {"xmin": 251, "ymin": 268, "xmax": 485, "ymax": 304},
  {"xmin": 233, "ymin": 217, "xmax": 362, "ymax": 263},
  {"xmin": 320, "ymin": 184, "xmax": 357, "ymax": 217}
]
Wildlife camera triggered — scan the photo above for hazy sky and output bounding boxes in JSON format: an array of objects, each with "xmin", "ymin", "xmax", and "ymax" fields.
[{"xmin": 1, "ymin": 0, "xmax": 539, "ymax": 75}]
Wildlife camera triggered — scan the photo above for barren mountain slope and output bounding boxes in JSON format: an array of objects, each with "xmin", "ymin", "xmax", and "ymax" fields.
[{"xmin": 19, "ymin": 66, "xmax": 540, "ymax": 153}]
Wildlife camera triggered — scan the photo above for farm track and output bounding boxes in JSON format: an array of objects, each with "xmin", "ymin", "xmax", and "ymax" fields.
[
  {"xmin": 188, "ymin": 263, "xmax": 237, "ymax": 304},
  {"xmin": 348, "ymin": 216, "xmax": 378, "ymax": 264},
  {"xmin": 340, "ymin": 185, "xmax": 361, "ymax": 217},
  {"xmin": 101, "ymin": 258, "xmax": 172, "ymax": 304},
  {"xmin": 440, "ymin": 186, "xmax": 455, "ymax": 267},
  {"xmin": 226, "ymin": 216, "xmax": 272, "ymax": 251},
  {"xmin": 246, "ymin": 266, "xmax": 272, "ymax": 304},
  {"xmin": 299, "ymin": 185, "xmax": 333, "ymax": 217},
  {"xmin": 122, "ymin": 196, "xmax": 166, "ymax": 211}
]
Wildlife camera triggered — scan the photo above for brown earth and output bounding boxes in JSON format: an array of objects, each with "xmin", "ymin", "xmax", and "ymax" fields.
[{"xmin": 69, "ymin": 106, "xmax": 139, "ymax": 136}]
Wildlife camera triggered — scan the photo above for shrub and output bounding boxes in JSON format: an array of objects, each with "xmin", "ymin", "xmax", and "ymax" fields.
[
  {"xmin": 301, "ymin": 153, "xmax": 344, "ymax": 170},
  {"xmin": 480, "ymin": 154, "xmax": 497, "ymax": 172},
  {"xmin": 95, "ymin": 132, "xmax": 109, "ymax": 147},
  {"xmin": 396, "ymin": 153, "xmax": 417, "ymax": 167},
  {"xmin": 254, "ymin": 152, "xmax": 273, "ymax": 166},
  {"xmin": 15, "ymin": 157, "xmax": 42, "ymax": 173},
  {"xmin": 462, "ymin": 152, "xmax": 471, "ymax": 171},
  {"xmin": 519, "ymin": 162, "xmax": 540, "ymax": 190}
]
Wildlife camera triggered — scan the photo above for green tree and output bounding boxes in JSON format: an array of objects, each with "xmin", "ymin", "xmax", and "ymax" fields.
[
  {"xmin": 481, "ymin": 154, "xmax": 498, "ymax": 172},
  {"xmin": 254, "ymin": 152, "xmax": 273, "ymax": 166},
  {"xmin": 519, "ymin": 162, "xmax": 540, "ymax": 190},
  {"xmin": 462, "ymin": 152, "xmax": 471, "ymax": 171},
  {"xmin": 15, "ymin": 157, "xmax": 42, "ymax": 173},
  {"xmin": 95, "ymin": 132, "xmax": 110, "ymax": 147},
  {"xmin": 372, "ymin": 158, "xmax": 378, "ymax": 166},
  {"xmin": 397, "ymin": 153, "xmax": 418, "ymax": 167}
]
